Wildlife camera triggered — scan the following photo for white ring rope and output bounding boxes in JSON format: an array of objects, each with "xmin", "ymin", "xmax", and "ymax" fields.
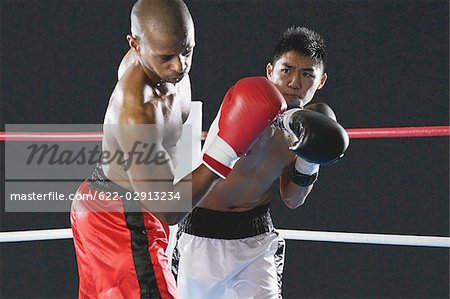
[
  {"xmin": 278, "ymin": 229, "xmax": 450, "ymax": 248},
  {"xmin": 0, "ymin": 228, "xmax": 448, "ymax": 248},
  {"xmin": 0, "ymin": 228, "xmax": 73, "ymax": 243}
]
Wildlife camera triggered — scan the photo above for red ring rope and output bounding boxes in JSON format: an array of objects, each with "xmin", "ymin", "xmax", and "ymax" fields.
[
  {"xmin": 345, "ymin": 126, "xmax": 450, "ymax": 139},
  {"xmin": 0, "ymin": 132, "xmax": 102, "ymax": 141},
  {"xmin": 0, "ymin": 126, "xmax": 449, "ymax": 141}
]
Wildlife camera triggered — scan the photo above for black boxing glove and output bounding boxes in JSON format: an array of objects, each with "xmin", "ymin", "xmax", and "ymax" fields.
[
  {"xmin": 304, "ymin": 102, "xmax": 337, "ymax": 121},
  {"xmin": 276, "ymin": 108, "xmax": 349, "ymax": 165},
  {"xmin": 286, "ymin": 102, "xmax": 349, "ymax": 186}
]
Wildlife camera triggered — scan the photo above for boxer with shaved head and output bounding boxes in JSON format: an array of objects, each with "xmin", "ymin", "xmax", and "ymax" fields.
[{"xmin": 70, "ymin": 1, "xmax": 286, "ymax": 298}]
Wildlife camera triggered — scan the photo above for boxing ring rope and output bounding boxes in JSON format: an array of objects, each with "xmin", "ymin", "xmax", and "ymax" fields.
[
  {"xmin": 1, "ymin": 125, "xmax": 449, "ymax": 141},
  {"xmin": 0, "ymin": 227, "xmax": 449, "ymax": 248},
  {"xmin": 1, "ymin": 124, "xmax": 449, "ymax": 247}
]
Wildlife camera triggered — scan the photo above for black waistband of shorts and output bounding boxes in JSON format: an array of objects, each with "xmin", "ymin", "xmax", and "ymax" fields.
[
  {"xmin": 179, "ymin": 204, "xmax": 274, "ymax": 239},
  {"xmin": 87, "ymin": 164, "xmax": 141, "ymax": 212}
]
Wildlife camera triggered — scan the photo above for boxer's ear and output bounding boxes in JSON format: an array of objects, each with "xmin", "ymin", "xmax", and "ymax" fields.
[
  {"xmin": 266, "ymin": 63, "xmax": 273, "ymax": 79},
  {"xmin": 126, "ymin": 35, "xmax": 140, "ymax": 52},
  {"xmin": 317, "ymin": 72, "xmax": 328, "ymax": 90}
]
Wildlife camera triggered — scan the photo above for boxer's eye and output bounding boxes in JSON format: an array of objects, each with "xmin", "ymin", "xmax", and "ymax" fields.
[{"xmin": 160, "ymin": 55, "xmax": 174, "ymax": 62}]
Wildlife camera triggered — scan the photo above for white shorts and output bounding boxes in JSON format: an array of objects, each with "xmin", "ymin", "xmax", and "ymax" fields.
[{"xmin": 172, "ymin": 205, "xmax": 285, "ymax": 299}]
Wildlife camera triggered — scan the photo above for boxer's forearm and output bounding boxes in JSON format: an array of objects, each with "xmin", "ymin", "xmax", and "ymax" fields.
[
  {"xmin": 152, "ymin": 164, "xmax": 219, "ymax": 225},
  {"xmin": 279, "ymin": 169, "xmax": 313, "ymax": 209}
]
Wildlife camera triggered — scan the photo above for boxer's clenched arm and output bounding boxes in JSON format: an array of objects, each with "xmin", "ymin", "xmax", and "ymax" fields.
[
  {"xmin": 278, "ymin": 102, "xmax": 349, "ymax": 209},
  {"xmin": 113, "ymin": 107, "xmax": 219, "ymax": 225},
  {"xmin": 279, "ymin": 161, "xmax": 314, "ymax": 209}
]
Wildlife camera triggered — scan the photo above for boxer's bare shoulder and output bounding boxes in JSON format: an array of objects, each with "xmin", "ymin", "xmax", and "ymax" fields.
[
  {"xmin": 118, "ymin": 49, "xmax": 135, "ymax": 80},
  {"xmin": 102, "ymin": 55, "xmax": 191, "ymax": 186},
  {"xmin": 106, "ymin": 58, "xmax": 191, "ymax": 126}
]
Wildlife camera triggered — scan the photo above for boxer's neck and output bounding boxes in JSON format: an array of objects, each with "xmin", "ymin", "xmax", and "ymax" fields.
[{"xmin": 140, "ymin": 67, "xmax": 176, "ymax": 96}]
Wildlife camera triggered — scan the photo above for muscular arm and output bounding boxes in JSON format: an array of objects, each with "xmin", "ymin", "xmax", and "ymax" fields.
[
  {"xmin": 113, "ymin": 109, "xmax": 219, "ymax": 225},
  {"xmin": 277, "ymin": 102, "xmax": 348, "ymax": 209},
  {"xmin": 279, "ymin": 162, "xmax": 313, "ymax": 209}
]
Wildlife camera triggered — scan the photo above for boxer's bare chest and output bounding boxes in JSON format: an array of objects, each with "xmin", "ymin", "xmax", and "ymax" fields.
[
  {"xmin": 238, "ymin": 127, "xmax": 295, "ymax": 177},
  {"xmin": 155, "ymin": 93, "xmax": 184, "ymax": 146},
  {"xmin": 151, "ymin": 90, "xmax": 190, "ymax": 162},
  {"xmin": 102, "ymin": 79, "xmax": 190, "ymax": 182}
]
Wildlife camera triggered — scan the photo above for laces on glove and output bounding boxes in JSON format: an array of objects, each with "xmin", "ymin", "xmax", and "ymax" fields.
[{"xmin": 275, "ymin": 109, "xmax": 306, "ymax": 151}]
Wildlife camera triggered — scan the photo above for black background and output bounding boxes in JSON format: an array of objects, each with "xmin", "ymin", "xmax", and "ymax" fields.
[{"xmin": 1, "ymin": 0, "xmax": 448, "ymax": 298}]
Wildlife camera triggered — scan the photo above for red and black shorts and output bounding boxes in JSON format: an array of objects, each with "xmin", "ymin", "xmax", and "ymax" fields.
[{"xmin": 70, "ymin": 165, "xmax": 178, "ymax": 299}]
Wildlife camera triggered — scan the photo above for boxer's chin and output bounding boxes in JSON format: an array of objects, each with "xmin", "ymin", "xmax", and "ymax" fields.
[
  {"xmin": 285, "ymin": 99, "xmax": 302, "ymax": 109},
  {"xmin": 165, "ymin": 74, "xmax": 186, "ymax": 84}
]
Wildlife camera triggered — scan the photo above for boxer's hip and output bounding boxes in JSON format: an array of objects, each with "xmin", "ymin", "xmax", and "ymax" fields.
[
  {"xmin": 178, "ymin": 204, "xmax": 274, "ymax": 239},
  {"xmin": 71, "ymin": 165, "xmax": 176, "ymax": 298},
  {"xmin": 174, "ymin": 205, "xmax": 283, "ymax": 299},
  {"xmin": 71, "ymin": 164, "xmax": 169, "ymax": 244}
]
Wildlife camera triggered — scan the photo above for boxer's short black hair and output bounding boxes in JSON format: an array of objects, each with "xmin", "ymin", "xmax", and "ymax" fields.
[{"xmin": 271, "ymin": 26, "xmax": 327, "ymax": 71}]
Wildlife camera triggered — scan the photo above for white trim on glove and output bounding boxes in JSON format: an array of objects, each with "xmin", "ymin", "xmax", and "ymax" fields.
[
  {"xmin": 202, "ymin": 135, "xmax": 239, "ymax": 179},
  {"xmin": 295, "ymin": 156, "xmax": 320, "ymax": 175},
  {"xmin": 280, "ymin": 108, "xmax": 302, "ymax": 135}
]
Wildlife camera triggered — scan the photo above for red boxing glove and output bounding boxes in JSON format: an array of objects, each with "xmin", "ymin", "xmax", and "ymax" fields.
[{"xmin": 203, "ymin": 76, "xmax": 286, "ymax": 178}]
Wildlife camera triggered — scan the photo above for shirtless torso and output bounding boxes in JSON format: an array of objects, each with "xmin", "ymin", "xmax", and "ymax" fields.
[
  {"xmin": 199, "ymin": 126, "xmax": 297, "ymax": 211},
  {"xmin": 102, "ymin": 50, "xmax": 191, "ymax": 192}
]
